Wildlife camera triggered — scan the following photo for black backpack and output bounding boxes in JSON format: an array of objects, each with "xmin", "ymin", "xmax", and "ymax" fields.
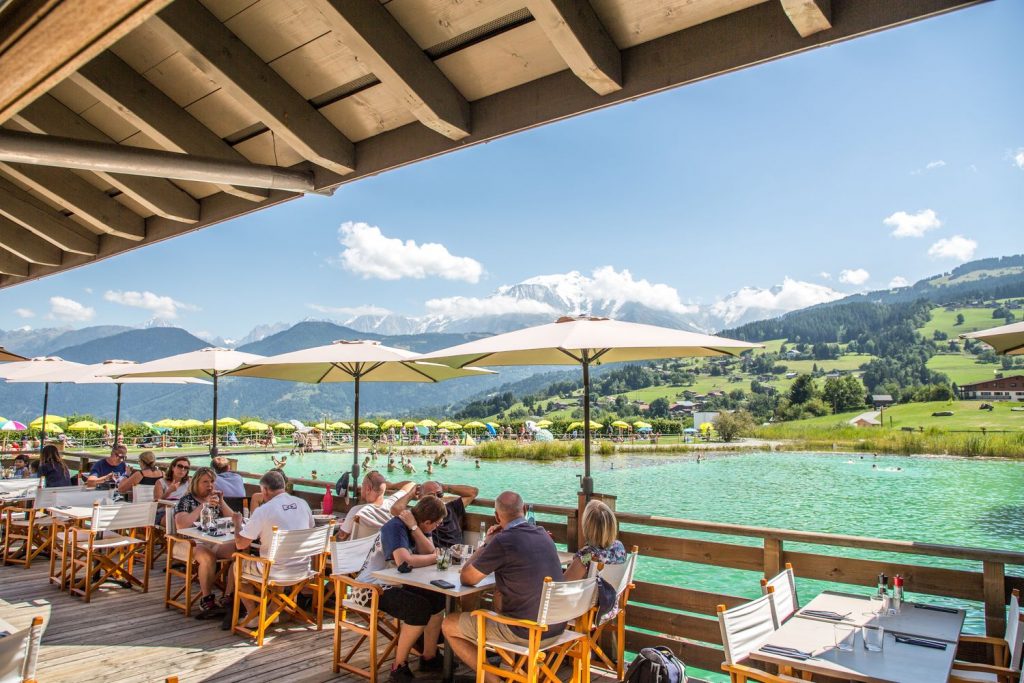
[{"xmin": 622, "ymin": 647, "xmax": 687, "ymax": 683}]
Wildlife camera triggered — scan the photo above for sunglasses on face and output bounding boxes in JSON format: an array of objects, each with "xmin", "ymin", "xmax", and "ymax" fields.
[{"xmin": 175, "ymin": 464, "xmax": 189, "ymax": 469}]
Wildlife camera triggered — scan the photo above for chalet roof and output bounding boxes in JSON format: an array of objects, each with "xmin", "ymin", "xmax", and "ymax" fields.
[{"xmin": 959, "ymin": 374, "xmax": 1024, "ymax": 389}]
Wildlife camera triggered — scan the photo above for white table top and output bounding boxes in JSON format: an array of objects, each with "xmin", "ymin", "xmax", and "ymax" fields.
[
  {"xmin": 176, "ymin": 522, "xmax": 238, "ymax": 546},
  {"xmin": 799, "ymin": 591, "xmax": 965, "ymax": 643},
  {"xmin": 750, "ymin": 611, "xmax": 956, "ymax": 683},
  {"xmin": 46, "ymin": 505, "xmax": 100, "ymax": 521},
  {"xmin": 372, "ymin": 564, "xmax": 495, "ymax": 598}
]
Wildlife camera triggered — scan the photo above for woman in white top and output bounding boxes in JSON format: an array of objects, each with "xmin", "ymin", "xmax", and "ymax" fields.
[{"xmin": 155, "ymin": 456, "xmax": 190, "ymax": 500}]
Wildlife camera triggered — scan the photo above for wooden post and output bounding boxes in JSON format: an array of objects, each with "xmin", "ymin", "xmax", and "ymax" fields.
[
  {"xmin": 983, "ymin": 560, "xmax": 1006, "ymax": 636},
  {"xmin": 764, "ymin": 537, "xmax": 783, "ymax": 578}
]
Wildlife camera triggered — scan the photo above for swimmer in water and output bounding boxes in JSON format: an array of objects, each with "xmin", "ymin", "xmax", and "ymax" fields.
[
  {"xmin": 474, "ymin": 458, "xmax": 480, "ymax": 469},
  {"xmin": 310, "ymin": 470, "xmax": 318, "ymax": 480},
  {"xmin": 272, "ymin": 454, "xmax": 287, "ymax": 469}
]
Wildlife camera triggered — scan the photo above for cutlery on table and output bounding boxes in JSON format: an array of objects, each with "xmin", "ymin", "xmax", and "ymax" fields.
[
  {"xmin": 912, "ymin": 603, "xmax": 958, "ymax": 614},
  {"xmin": 894, "ymin": 635, "xmax": 947, "ymax": 650}
]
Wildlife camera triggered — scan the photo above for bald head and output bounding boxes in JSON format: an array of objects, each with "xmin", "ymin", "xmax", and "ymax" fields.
[{"xmin": 495, "ymin": 491, "xmax": 525, "ymax": 524}]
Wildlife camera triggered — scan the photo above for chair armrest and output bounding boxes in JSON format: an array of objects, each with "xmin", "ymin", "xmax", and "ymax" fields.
[
  {"xmin": 471, "ymin": 609, "xmax": 545, "ymax": 632},
  {"xmin": 951, "ymin": 662, "xmax": 1020, "ymax": 683},
  {"xmin": 723, "ymin": 663, "xmax": 806, "ymax": 683},
  {"xmin": 958, "ymin": 635, "xmax": 1008, "ymax": 665},
  {"xmin": 330, "ymin": 575, "xmax": 382, "ymax": 593}
]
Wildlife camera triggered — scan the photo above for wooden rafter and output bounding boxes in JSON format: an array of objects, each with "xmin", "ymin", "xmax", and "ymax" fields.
[
  {"xmin": 780, "ymin": 0, "xmax": 832, "ymax": 38},
  {"xmin": 526, "ymin": 0, "xmax": 622, "ymax": 95},
  {"xmin": 311, "ymin": 0, "xmax": 471, "ymax": 140},
  {"xmin": 0, "ymin": 216, "xmax": 64, "ymax": 265},
  {"xmin": 151, "ymin": 0, "xmax": 356, "ymax": 175},
  {"xmin": 0, "ymin": 177, "xmax": 99, "ymax": 255},
  {"xmin": 0, "ymin": 246, "xmax": 31, "ymax": 277}
]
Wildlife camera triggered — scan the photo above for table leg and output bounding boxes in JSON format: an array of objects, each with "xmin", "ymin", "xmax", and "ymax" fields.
[{"xmin": 443, "ymin": 594, "xmax": 455, "ymax": 683}]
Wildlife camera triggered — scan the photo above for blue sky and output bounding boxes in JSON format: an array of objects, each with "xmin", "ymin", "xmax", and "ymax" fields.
[{"xmin": 3, "ymin": 0, "xmax": 1022, "ymax": 339}]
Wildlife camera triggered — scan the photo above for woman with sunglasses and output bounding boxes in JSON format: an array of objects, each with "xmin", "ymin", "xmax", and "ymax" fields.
[{"xmin": 155, "ymin": 456, "xmax": 191, "ymax": 501}]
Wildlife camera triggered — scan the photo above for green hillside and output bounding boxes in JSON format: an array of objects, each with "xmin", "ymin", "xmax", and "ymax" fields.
[
  {"xmin": 926, "ymin": 354, "xmax": 1003, "ymax": 385},
  {"xmin": 918, "ymin": 304, "xmax": 1011, "ymax": 339},
  {"xmin": 761, "ymin": 400, "xmax": 1024, "ymax": 433}
]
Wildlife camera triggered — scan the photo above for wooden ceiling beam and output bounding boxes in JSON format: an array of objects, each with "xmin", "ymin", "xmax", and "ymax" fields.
[
  {"xmin": 71, "ymin": 52, "xmax": 268, "ymax": 203},
  {"xmin": 780, "ymin": 0, "xmax": 833, "ymax": 38},
  {"xmin": 151, "ymin": 0, "xmax": 355, "ymax": 175},
  {"xmin": 0, "ymin": 247, "xmax": 31, "ymax": 278},
  {"xmin": 0, "ymin": 177, "xmax": 98, "ymax": 255},
  {"xmin": 0, "ymin": 161, "xmax": 146, "ymax": 241},
  {"xmin": 526, "ymin": 0, "xmax": 622, "ymax": 96},
  {"xmin": 12, "ymin": 95, "xmax": 199, "ymax": 223},
  {"xmin": 311, "ymin": 0, "xmax": 471, "ymax": 140},
  {"xmin": 0, "ymin": 0, "xmax": 173, "ymax": 123},
  {"xmin": 0, "ymin": 216, "xmax": 64, "ymax": 266}
]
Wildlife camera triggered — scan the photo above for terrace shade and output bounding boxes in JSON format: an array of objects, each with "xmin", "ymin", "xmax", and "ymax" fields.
[
  {"xmin": 226, "ymin": 340, "xmax": 493, "ymax": 499},
  {"xmin": 106, "ymin": 348, "xmax": 262, "ymax": 455},
  {"xmin": 8, "ymin": 359, "xmax": 209, "ymax": 445},
  {"xmin": 0, "ymin": 356, "xmax": 85, "ymax": 448},
  {"xmin": 420, "ymin": 315, "xmax": 761, "ymax": 498},
  {"xmin": 961, "ymin": 320, "xmax": 1024, "ymax": 355},
  {"xmin": 0, "ymin": 347, "xmax": 27, "ymax": 362}
]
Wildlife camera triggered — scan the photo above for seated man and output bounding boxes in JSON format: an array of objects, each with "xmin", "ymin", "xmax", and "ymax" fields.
[
  {"xmin": 337, "ymin": 471, "xmax": 414, "ymax": 541},
  {"xmin": 226, "ymin": 469, "xmax": 314, "ymax": 629},
  {"xmin": 86, "ymin": 445, "xmax": 128, "ymax": 488},
  {"xmin": 442, "ymin": 491, "xmax": 565, "ymax": 683},
  {"xmin": 354, "ymin": 497, "xmax": 448, "ymax": 682},
  {"xmin": 211, "ymin": 456, "xmax": 246, "ymax": 500},
  {"xmin": 392, "ymin": 480, "xmax": 478, "ymax": 549}
]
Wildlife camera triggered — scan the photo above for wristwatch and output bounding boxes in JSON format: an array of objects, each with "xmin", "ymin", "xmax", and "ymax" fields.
[{"xmin": 409, "ymin": 525, "xmax": 419, "ymax": 533}]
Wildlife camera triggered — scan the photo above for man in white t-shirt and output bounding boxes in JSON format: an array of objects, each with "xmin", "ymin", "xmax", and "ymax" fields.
[
  {"xmin": 337, "ymin": 471, "xmax": 415, "ymax": 541},
  {"xmin": 222, "ymin": 469, "xmax": 314, "ymax": 629}
]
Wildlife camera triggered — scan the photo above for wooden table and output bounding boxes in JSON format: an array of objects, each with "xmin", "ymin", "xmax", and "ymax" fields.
[
  {"xmin": 750, "ymin": 596, "xmax": 960, "ymax": 682},
  {"xmin": 797, "ymin": 591, "xmax": 965, "ymax": 642},
  {"xmin": 373, "ymin": 564, "xmax": 495, "ymax": 681}
]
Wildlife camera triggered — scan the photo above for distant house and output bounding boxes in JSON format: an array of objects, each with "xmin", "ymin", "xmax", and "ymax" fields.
[
  {"xmin": 958, "ymin": 375, "xmax": 1024, "ymax": 401},
  {"xmin": 871, "ymin": 394, "xmax": 894, "ymax": 408},
  {"xmin": 669, "ymin": 401, "xmax": 695, "ymax": 414},
  {"xmin": 825, "ymin": 372, "xmax": 841, "ymax": 379},
  {"xmin": 849, "ymin": 412, "xmax": 881, "ymax": 427},
  {"xmin": 785, "ymin": 372, "xmax": 798, "ymax": 379},
  {"xmin": 635, "ymin": 402, "xmax": 650, "ymax": 412},
  {"xmin": 784, "ymin": 349, "xmax": 801, "ymax": 359}
]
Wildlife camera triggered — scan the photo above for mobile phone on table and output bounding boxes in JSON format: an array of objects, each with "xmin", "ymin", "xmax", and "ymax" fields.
[{"xmin": 430, "ymin": 579, "xmax": 456, "ymax": 589}]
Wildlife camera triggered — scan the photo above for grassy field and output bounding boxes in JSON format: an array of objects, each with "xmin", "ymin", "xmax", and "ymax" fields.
[
  {"xmin": 918, "ymin": 304, "xmax": 1006, "ymax": 339},
  {"xmin": 782, "ymin": 354, "xmax": 874, "ymax": 374},
  {"xmin": 926, "ymin": 353, "xmax": 1004, "ymax": 385},
  {"xmin": 764, "ymin": 400, "xmax": 1024, "ymax": 433}
]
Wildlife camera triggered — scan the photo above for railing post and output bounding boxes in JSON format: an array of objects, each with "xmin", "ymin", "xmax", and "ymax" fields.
[
  {"xmin": 763, "ymin": 537, "xmax": 783, "ymax": 578},
  {"xmin": 983, "ymin": 560, "xmax": 1006, "ymax": 636}
]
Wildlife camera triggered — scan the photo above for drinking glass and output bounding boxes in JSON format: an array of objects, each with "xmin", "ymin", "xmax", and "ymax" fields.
[
  {"xmin": 834, "ymin": 624, "xmax": 857, "ymax": 652},
  {"xmin": 436, "ymin": 549, "xmax": 450, "ymax": 571},
  {"xmin": 862, "ymin": 626, "xmax": 884, "ymax": 652}
]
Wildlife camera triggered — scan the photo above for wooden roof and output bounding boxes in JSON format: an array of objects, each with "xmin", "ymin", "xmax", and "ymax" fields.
[{"xmin": 0, "ymin": 0, "xmax": 983, "ymax": 288}]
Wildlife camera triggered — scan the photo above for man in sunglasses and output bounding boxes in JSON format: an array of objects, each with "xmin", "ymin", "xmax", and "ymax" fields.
[{"xmin": 86, "ymin": 444, "xmax": 128, "ymax": 489}]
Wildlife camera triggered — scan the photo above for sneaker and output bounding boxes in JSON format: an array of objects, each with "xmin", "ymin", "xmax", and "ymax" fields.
[
  {"xmin": 418, "ymin": 656, "xmax": 443, "ymax": 673},
  {"xmin": 195, "ymin": 594, "xmax": 224, "ymax": 620},
  {"xmin": 388, "ymin": 663, "xmax": 415, "ymax": 683}
]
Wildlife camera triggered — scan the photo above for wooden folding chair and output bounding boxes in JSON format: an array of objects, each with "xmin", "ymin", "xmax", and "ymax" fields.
[
  {"xmin": 473, "ymin": 576, "xmax": 598, "ymax": 683},
  {"xmin": 586, "ymin": 546, "xmax": 638, "ymax": 679},
  {"xmin": 329, "ymin": 533, "xmax": 401, "ymax": 682},
  {"xmin": 0, "ymin": 615, "xmax": 43, "ymax": 683},
  {"xmin": 950, "ymin": 588, "xmax": 1023, "ymax": 683},
  {"xmin": 47, "ymin": 489, "xmax": 114, "ymax": 590},
  {"xmin": 68, "ymin": 501, "xmax": 158, "ymax": 602},
  {"xmin": 230, "ymin": 522, "xmax": 334, "ymax": 646},
  {"xmin": 760, "ymin": 562, "xmax": 799, "ymax": 623},
  {"xmin": 2, "ymin": 482, "xmax": 49, "ymax": 569},
  {"xmin": 717, "ymin": 592, "xmax": 801, "ymax": 683}
]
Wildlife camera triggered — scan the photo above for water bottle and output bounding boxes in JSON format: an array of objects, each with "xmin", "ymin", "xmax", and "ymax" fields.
[
  {"xmin": 322, "ymin": 485, "xmax": 334, "ymax": 516},
  {"xmin": 892, "ymin": 575, "xmax": 904, "ymax": 613},
  {"xmin": 526, "ymin": 504, "xmax": 535, "ymax": 525}
]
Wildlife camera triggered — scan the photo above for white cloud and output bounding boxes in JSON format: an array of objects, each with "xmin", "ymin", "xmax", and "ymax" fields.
[
  {"xmin": 709, "ymin": 278, "xmax": 844, "ymax": 326},
  {"xmin": 819, "ymin": 272, "xmax": 831, "ymax": 280},
  {"xmin": 336, "ymin": 221, "xmax": 483, "ymax": 283},
  {"xmin": 925, "ymin": 160, "xmax": 946, "ymax": 170},
  {"xmin": 104, "ymin": 290, "xmax": 198, "ymax": 319},
  {"xmin": 884, "ymin": 209, "xmax": 942, "ymax": 238},
  {"xmin": 424, "ymin": 295, "xmax": 556, "ymax": 319},
  {"xmin": 14, "ymin": 308, "xmax": 34, "ymax": 318},
  {"xmin": 839, "ymin": 268, "xmax": 870, "ymax": 286},
  {"xmin": 889, "ymin": 276, "xmax": 910, "ymax": 288},
  {"xmin": 1014, "ymin": 149, "xmax": 1024, "ymax": 170},
  {"xmin": 928, "ymin": 235, "xmax": 977, "ymax": 262},
  {"xmin": 84, "ymin": 287, "xmax": 93, "ymax": 294},
  {"xmin": 49, "ymin": 296, "xmax": 94, "ymax": 322},
  {"xmin": 586, "ymin": 266, "xmax": 698, "ymax": 315},
  {"xmin": 307, "ymin": 304, "xmax": 393, "ymax": 317}
]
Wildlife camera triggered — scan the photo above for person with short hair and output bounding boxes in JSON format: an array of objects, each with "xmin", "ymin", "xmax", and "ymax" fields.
[
  {"xmin": 38, "ymin": 445, "xmax": 71, "ymax": 487},
  {"xmin": 336, "ymin": 471, "xmax": 414, "ymax": 541},
  {"xmin": 174, "ymin": 466, "xmax": 235, "ymax": 618},
  {"xmin": 442, "ymin": 491, "xmax": 565, "ymax": 681},
  {"xmin": 117, "ymin": 451, "xmax": 162, "ymax": 494},
  {"xmin": 391, "ymin": 480, "xmax": 478, "ymax": 549},
  {"xmin": 563, "ymin": 499, "xmax": 625, "ymax": 580},
  {"xmin": 11, "ymin": 455, "xmax": 30, "ymax": 479},
  {"xmin": 155, "ymin": 456, "xmax": 190, "ymax": 501},
  {"xmin": 211, "ymin": 456, "xmax": 246, "ymax": 498},
  {"xmin": 86, "ymin": 445, "xmax": 128, "ymax": 488},
  {"xmin": 355, "ymin": 496, "xmax": 448, "ymax": 682}
]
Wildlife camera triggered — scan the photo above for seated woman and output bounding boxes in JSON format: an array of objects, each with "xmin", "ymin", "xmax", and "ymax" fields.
[
  {"xmin": 355, "ymin": 497, "xmax": 448, "ymax": 680},
  {"xmin": 118, "ymin": 450, "xmax": 163, "ymax": 495},
  {"xmin": 155, "ymin": 456, "xmax": 191, "ymax": 501},
  {"xmin": 564, "ymin": 499, "xmax": 626, "ymax": 580},
  {"xmin": 38, "ymin": 445, "xmax": 72, "ymax": 487}
]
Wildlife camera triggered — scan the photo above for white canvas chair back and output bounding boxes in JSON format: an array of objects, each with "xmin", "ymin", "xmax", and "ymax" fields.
[
  {"xmin": 265, "ymin": 524, "xmax": 332, "ymax": 581},
  {"xmin": 0, "ymin": 479, "xmax": 38, "ymax": 495},
  {"xmin": 351, "ymin": 507, "xmax": 390, "ymax": 539},
  {"xmin": 164, "ymin": 505, "xmax": 177, "ymax": 535},
  {"xmin": 588, "ymin": 549, "xmax": 639, "ymax": 597},
  {"xmin": 1007, "ymin": 590, "xmax": 1023, "ymax": 671},
  {"xmin": 33, "ymin": 484, "xmax": 78, "ymax": 509},
  {"xmin": 133, "ymin": 485, "xmax": 155, "ymax": 502},
  {"xmin": 719, "ymin": 593, "xmax": 779, "ymax": 665},
  {"xmin": 762, "ymin": 566, "xmax": 798, "ymax": 622},
  {"xmin": 0, "ymin": 617, "xmax": 42, "ymax": 683},
  {"xmin": 330, "ymin": 533, "xmax": 380, "ymax": 576},
  {"xmin": 54, "ymin": 489, "xmax": 107, "ymax": 506},
  {"xmin": 536, "ymin": 577, "xmax": 598, "ymax": 627},
  {"xmin": 90, "ymin": 501, "xmax": 158, "ymax": 532}
]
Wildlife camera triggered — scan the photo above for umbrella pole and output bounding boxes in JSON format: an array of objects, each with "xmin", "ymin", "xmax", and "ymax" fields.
[
  {"xmin": 40, "ymin": 382, "xmax": 49, "ymax": 453},
  {"xmin": 211, "ymin": 373, "xmax": 219, "ymax": 457},
  {"xmin": 114, "ymin": 384, "xmax": 122, "ymax": 447},
  {"xmin": 351, "ymin": 377, "xmax": 360, "ymax": 501},
  {"xmin": 581, "ymin": 358, "xmax": 593, "ymax": 501}
]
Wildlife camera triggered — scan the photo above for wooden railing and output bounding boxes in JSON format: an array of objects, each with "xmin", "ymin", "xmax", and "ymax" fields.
[{"xmin": 62, "ymin": 454, "xmax": 1024, "ymax": 674}]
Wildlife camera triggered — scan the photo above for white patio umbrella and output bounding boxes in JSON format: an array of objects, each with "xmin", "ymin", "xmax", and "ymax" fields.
[
  {"xmin": 106, "ymin": 348, "xmax": 264, "ymax": 455},
  {"xmin": 227, "ymin": 340, "xmax": 494, "ymax": 499},
  {"xmin": 0, "ymin": 346, "xmax": 27, "ymax": 362},
  {"xmin": 961, "ymin": 320, "xmax": 1024, "ymax": 355},
  {"xmin": 419, "ymin": 315, "xmax": 762, "ymax": 498},
  {"xmin": 11, "ymin": 359, "xmax": 210, "ymax": 445},
  {"xmin": 0, "ymin": 357, "xmax": 86, "ymax": 449}
]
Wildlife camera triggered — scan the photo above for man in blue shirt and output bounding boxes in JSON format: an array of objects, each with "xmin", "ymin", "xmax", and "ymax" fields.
[{"xmin": 86, "ymin": 444, "xmax": 128, "ymax": 488}]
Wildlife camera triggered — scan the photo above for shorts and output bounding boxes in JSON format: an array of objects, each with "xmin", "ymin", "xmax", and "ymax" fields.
[
  {"xmin": 457, "ymin": 612, "xmax": 563, "ymax": 648},
  {"xmin": 379, "ymin": 586, "xmax": 446, "ymax": 626}
]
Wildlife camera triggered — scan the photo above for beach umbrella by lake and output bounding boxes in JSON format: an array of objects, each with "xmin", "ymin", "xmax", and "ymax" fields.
[
  {"xmin": 274, "ymin": 422, "xmax": 296, "ymax": 431},
  {"xmin": 0, "ymin": 347, "xmax": 27, "ymax": 362},
  {"xmin": 633, "ymin": 421, "xmax": 652, "ymax": 429},
  {"xmin": 438, "ymin": 420, "xmax": 462, "ymax": 430},
  {"xmin": 463, "ymin": 421, "xmax": 487, "ymax": 430},
  {"xmin": 420, "ymin": 315, "xmax": 760, "ymax": 498},
  {"xmin": 1, "ymin": 420, "xmax": 27, "ymax": 431},
  {"xmin": 961, "ymin": 320, "xmax": 1024, "ymax": 355},
  {"xmin": 226, "ymin": 339, "xmax": 493, "ymax": 499},
  {"xmin": 403, "ymin": 421, "xmax": 418, "ymax": 429},
  {"xmin": 329, "ymin": 421, "xmax": 351, "ymax": 431},
  {"xmin": 611, "ymin": 420, "xmax": 632, "ymax": 430},
  {"xmin": 380, "ymin": 418, "xmax": 403, "ymax": 430},
  {"xmin": 536, "ymin": 419, "xmax": 553, "ymax": 428},
  {"xmin": 30, "ymin": 415, "xmax": 67, "ymax": 426},
  {"xmin": 535, "ymin": 429, "xmax": 554, "ymax": 442},
  {"xmin": 359, "ymin": 421, "xmax": 378, "ymax": 431},
  {"xmin": 154, "ymin": 418, "xmax": 179, "ymax": 428},
  {"xmin": 67, "ymin": 420, "xmax": 102, "ymax": 432},
  {"xmin": 107, "ymin": 348, "xmax": 264, "ymax": 455},
  {"xmin": 241, "ymin": 421, "xmax": 269, "ymax": 431},
  {"xmin": 567, "ymin": 420, "xmax": 603, "ymax": 431},
  {"xmin": 418, "ymin": 419, "xmax": 437, "ymax": 428}
]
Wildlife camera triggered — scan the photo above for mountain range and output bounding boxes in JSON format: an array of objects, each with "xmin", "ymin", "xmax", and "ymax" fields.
[{"xmin": 2, "ymin": 255, "xmax": 1022, "ymax": 421}]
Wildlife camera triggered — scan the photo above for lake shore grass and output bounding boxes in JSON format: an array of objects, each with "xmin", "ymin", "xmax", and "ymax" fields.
[{"xmin": 758, "ymin": 425, "xmax": 1024, "ymax": 458}]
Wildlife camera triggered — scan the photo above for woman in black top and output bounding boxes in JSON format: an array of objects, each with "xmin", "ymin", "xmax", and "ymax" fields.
[
  {"xmin": 118, "ymin": 450, "xmax": 163, "ymax": 494},
  {"xmin": 38, "ymin": 444, "xmax": 72, "ymax": 488}
]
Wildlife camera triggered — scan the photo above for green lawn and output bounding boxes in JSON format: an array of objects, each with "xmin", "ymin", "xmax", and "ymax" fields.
[
  {"xmin": 918, "ymin": 305, "xmax": 1005, "ymax": 339},
  {"xmin": 782, "ymin": 354, "xmax": 874, "ymax": 374},
  {"xmin": 927, "ymin": 353, "xmax": 1004, "ymax": 385},
  {"xmin": 771, "ymin": 400, "xmax": 1024, "ymax": 433}
]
